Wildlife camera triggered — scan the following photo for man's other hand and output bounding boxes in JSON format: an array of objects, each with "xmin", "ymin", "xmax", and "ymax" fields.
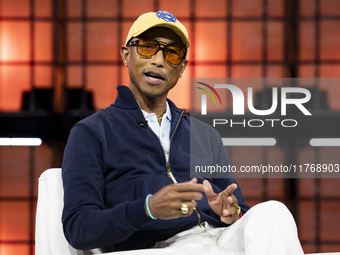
[{"xmin": 203, "ymin": 180, "xmax": 240, "ymax": 224}]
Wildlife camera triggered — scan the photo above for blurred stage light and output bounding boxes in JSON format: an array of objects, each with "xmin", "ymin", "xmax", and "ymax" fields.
[{"xmin": 0, "ymin": 138, "xmax": 42, "ymax": 146}]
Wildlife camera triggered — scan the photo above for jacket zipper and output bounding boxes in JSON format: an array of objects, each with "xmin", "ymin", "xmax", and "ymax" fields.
[
  {"xmin": 147, "ymin": 109, "xmax": 202, "ymax": 225},
  {"xmin": 165, "ymin": 109, "xmax": 185, "ymax": 184},
  {"xmin": 145, "ymin": 109, "xmax": 185, "ymax": 183}
]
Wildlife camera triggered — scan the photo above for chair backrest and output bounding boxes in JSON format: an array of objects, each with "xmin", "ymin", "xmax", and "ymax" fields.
[{"xmin": 35, "ymin": 168, "xmax": 82, "ymax": 255}]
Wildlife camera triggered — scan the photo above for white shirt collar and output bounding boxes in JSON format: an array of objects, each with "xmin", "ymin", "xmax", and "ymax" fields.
[{"xmin": 141, "ymin": 101, "xmax": 172, "ymax": 122}]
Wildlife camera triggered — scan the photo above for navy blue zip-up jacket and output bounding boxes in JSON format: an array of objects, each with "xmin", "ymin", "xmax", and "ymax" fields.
[{"xmin": 62, "ymin": 85, "xmax": 250, "ymax": 252}]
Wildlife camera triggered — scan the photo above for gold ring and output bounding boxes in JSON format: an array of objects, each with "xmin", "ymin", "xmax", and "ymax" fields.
[
  {"xmin": 230, "ymin": 204, "xmax": 241, "ymax": 216},
  {"xmin": 181, "ymin": 202, "xmax": 189, "ymax": 215}
]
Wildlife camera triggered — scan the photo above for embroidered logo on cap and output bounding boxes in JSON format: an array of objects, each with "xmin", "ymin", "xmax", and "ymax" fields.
[{"xmin": 156, "ymin": 11, "xmax": 177, "ymax": 22}]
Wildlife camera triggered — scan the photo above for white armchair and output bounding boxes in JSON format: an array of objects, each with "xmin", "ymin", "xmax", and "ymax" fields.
[
  {"xmin": 35, "ymin": 168, "xmax": 183, "ymax": 255},
  {"xmin": 35, "ymin": 168, "xmax": 338, "ymax": 255}
]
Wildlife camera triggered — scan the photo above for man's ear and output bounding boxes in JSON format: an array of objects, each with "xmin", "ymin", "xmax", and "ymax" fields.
[
  {"xmin": 179, "ymin": 58, "xmax": 188, "ymax": 77},
  {"xmin": 120, "ymin": 45, "xmax": 129, "ymax": 66}
]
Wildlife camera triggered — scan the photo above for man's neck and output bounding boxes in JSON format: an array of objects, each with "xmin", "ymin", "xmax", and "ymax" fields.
[{"xmin": 130, "ymin": 89, "xmax": 167, "ymax": 118}]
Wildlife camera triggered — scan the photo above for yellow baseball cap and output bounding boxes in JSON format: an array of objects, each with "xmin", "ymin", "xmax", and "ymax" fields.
[{"xmin": 125, "ymin": 11, "xmax": 190, "ymax": 49}]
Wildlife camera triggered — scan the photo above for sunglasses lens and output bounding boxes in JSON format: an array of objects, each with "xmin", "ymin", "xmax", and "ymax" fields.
[
  {"xmin": 164, "ymin": 46, "xmax": 185, "ymax": 65},
  {"xmin": 137, "ymin": 39, "xmax": 159, "ymax": 57},
  {"xmin": 135, "ymin": 39, "xmax": 185, "ymax": 65}
]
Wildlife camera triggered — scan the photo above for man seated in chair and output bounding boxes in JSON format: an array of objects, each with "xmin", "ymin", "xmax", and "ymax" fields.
[{"xmin": 62, "ymin": 11, "xmax": 305, "ymax": 255}]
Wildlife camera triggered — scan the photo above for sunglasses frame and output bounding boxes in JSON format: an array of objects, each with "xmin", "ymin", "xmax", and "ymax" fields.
[{"xmin": 128, "ymin": 38, "xmax": 187, "ymax": 65}]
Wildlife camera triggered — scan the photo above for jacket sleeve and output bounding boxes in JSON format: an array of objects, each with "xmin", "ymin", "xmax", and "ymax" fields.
[{"xmin": 61, "ymin": 124, "xmax": 152, "ymax": 250}]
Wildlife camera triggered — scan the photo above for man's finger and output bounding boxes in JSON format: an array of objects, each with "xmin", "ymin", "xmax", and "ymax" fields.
[
  {"xmin": 224, "ymin": 183, "xmax": 238, "ymax": 197},
  {"xmin": 221, "ymin": 184, "xmax": 238, "ymax": 207},
  {"xmin": 189, "ymin": 178, "xmax": 197, "ymax": 184},
  {"xmin": 221, "ymin": 213, "xmax": 239, "ymax": 224},
  {"xmin": 203, "ymin": 180, "xmax": 217, "ymax": 200},
  {"xmin": 222, "ymin": 205, "xmax": 238, "ymax": 216},
  {"xmin": 175, "ymin": 183, "xmax": 204, "ymax": 192},
  {"xmin": 226, "ymin": 194, "xmax": 237, "ymax": 204},
  {"xmin": 177, "ymin": 191, "xmax": 203, "ymax": 201}
]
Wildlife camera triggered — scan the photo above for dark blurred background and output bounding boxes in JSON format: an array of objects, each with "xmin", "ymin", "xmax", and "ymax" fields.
[{"xmin": 0, "ymin": 0, "xmax": 340, "ymax": 254}]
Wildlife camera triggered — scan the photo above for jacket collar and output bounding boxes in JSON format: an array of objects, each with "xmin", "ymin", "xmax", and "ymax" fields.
[{"xmin": 113, "ymin": 85, "xmax": 140, "ymax": 110}]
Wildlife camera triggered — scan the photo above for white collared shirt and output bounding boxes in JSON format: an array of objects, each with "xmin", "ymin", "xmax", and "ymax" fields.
[{"xmin": 141, "ymin": 101, "xmax": 171, "ymax": 163}]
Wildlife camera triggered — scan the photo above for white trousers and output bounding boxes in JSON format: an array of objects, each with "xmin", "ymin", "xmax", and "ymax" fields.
[{"xmin": 155, "ymin": 201, "xmax": 305, "ymax": 255}]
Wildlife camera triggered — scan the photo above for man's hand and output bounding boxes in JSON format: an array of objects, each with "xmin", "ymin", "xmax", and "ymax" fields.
[
  {"xmin": 147, "ymin": 178, "xmax": 204, "ymax": 219},
  {"xmin": 203, "ymin": 180, "xmax": 240, "ymax": 224}
]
